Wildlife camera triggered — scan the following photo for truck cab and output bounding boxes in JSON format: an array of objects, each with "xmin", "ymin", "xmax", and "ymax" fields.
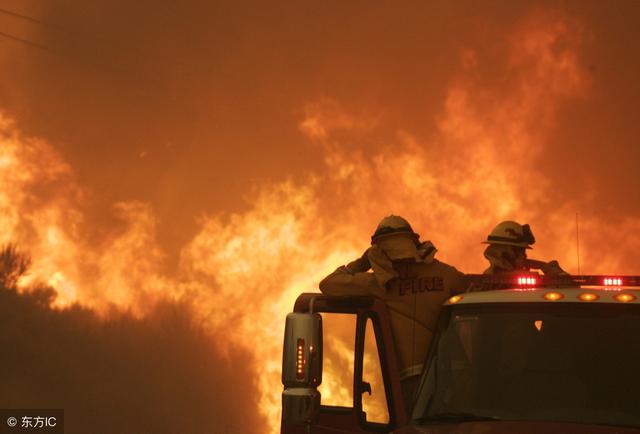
[{"xmin": 280, "ymin": 274, "xmax": 640, "ymax": 433}]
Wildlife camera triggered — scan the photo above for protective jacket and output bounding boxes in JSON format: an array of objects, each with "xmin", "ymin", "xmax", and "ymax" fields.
[{"xmin": 319, "ymin": 242, "xmax": 468, "ymax": 380}]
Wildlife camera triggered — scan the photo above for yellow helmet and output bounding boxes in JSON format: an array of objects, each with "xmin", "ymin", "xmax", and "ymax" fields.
[
  {"xmin": 371, "ymin": 215, "xmax": 419, "ymax": 243},
  {"xmin": 482, "ymin": 221, "xmax": 535, "ymax": 249}
]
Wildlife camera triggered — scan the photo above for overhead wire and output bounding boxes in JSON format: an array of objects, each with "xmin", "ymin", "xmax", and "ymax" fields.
[
  {"xmin": 0, "ymin": 6, "xmax": 57, "ymax": 28},
  {"xmin": 0, "ymin": 5, "xmax": 181, "ymax": 106},
  {"xmin": 0, "ymin": 5, "xmax": 167, "ymax": 91},
  {"xmin": 0, "ymin": 29, "xmax": 49, "ymax": 51},
  {"xmin": 0, "ymin": 6, "xmax": 60, "ymax": 53}
]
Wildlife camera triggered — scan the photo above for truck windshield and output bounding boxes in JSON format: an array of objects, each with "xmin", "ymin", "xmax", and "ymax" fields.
[{"xmin": 413, "ymin": 303, "xmax": 640, "ymax": 428}]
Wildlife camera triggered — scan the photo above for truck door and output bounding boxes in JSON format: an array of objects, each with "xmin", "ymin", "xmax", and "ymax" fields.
[{"xmin": 281, "ymin": 294, "xmax": 407, "ymax": 434}]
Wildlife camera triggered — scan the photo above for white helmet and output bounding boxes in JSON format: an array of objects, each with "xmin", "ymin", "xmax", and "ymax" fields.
[
  {"xmin": 482, "ymin": 221, "xmax": 535, "ymax": 249},
  {"xmin": 371, "ymin": 215, "xmax": 420, "ymax": 260},
  {"xmin": 371, "ymin": 215, "xmax": 419, "ymax": 243}
]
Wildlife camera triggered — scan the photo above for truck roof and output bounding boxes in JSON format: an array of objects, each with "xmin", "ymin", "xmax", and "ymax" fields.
[{"xmin": 446, "ymin": 287, "xmax": 640, "ymax": 306}]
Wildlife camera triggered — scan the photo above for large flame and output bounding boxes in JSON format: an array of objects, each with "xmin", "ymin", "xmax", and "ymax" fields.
[{"xmin": 2, "ymin": 8, "xmax": 639, "ymax": 434}]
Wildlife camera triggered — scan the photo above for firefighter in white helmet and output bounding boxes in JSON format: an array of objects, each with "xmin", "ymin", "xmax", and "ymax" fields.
[
  {"xmin": 482, "ymin": 220, "xmax": 567, "ymax": 275},
  {"xmin": 319, "ymin": 215, "xmax": 468, "ymax": 410}
]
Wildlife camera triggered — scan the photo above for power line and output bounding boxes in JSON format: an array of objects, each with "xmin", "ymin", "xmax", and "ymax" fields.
[
  {"xmin": 2, "ymin": 30, "xmax": 164, "ymax": 89},
  {"xmin": 0, "ymin": 7, "xmax": 56, "ymax": 29},
  {"xmin": 0, "ymin": 27, "xmax": 166, "ymax": 100},
  {"xmin": 0, "ymin": 6, "xmax": 69, "ymax": 55},
  {"xmin": 0, "ymin": 6, "xmax": 137, "ymax": 67},
  {"xmin": 0, "ymin": 30, "xmax": 50, "ymax": 52},
  {"xmin": 0, "ymin": 5, "xmax": 179, "ymax": 103}
]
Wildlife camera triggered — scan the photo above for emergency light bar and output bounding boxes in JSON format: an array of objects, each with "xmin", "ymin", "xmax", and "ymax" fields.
[
  {"xmin": 467, "ymin": 273, "xmax": 640, "ymax": 290},
  {"xmin": 564, "ymin": 275, "xmax": 640, "ymax": 287}
]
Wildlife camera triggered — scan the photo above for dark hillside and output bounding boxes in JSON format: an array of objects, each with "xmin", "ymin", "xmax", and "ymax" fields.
[{"xmin": 0, "ymin": 285, "xmax": 263, "ymax": 434}]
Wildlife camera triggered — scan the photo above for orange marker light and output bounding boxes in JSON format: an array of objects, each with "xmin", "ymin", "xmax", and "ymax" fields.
[
  {"xmin": 544, "ymin": 292, "xmax": 564, "ymax": 301},
  {"xmin": 614, "ymin": 293, "xmax": 636, "ymax": 303},
  {"xmin": 534, "ymin": 320, "xmax": 543, "ymax": 331},
  {"xmin": 296, "ymin": 338, "xmax": 305, "ymax": 380},
  {"xmin": 578, "ymin": 293, "xmax": 599, "ymax": 302},
  {"xmin": 448, "ymin": 295, "xmax": 463, "ymax": 304}
]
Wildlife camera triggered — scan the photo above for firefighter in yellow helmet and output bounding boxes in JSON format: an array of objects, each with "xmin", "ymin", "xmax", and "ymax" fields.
[
  {"xmin": 319, "ymin": 215, "xmax": 468, "ymax": 410},
  {"xmin": 482, "ymin": 221, "xmax": 567, "ymax": 275}
]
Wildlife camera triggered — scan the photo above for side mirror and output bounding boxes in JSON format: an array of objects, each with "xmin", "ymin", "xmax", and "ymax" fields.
[{"xmin": 281, "ymin": 312, "xmax": 323, "ymax": 426}]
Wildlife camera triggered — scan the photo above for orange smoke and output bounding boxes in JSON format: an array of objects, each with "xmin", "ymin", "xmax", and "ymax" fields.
[{"xmin": 2, "ymin": 7, "xmax": 639, "ymax": 434}]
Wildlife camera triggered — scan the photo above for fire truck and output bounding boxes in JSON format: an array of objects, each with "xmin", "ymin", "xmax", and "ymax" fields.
[{"xmin": 280, "ymin": 273, "xmax": 640, "ymax": 433}]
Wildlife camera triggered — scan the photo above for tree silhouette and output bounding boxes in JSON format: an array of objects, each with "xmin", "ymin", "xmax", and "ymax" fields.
[{"xmin": 0, "ymin": 243, "xmax": 31, "ymax": 289}]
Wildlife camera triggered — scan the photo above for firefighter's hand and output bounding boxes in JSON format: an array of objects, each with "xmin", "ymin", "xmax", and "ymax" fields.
[
  {"xmin": 539, "ymin": 260, "xmax": 568, "ymax": 276},
  {"xmin": 345, "ymin": 248, "xmax": 371, "ymax": 273},
  {"xmin": 368, "ymin": 245, "xmax": 398, "ymax": 287}
]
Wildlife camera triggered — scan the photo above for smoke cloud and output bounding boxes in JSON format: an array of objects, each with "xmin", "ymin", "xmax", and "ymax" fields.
[{"xmin": 0, "ymin": 1, "xmax": 638, "ymax": 257}]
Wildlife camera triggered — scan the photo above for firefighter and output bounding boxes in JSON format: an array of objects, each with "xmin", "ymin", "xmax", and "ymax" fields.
[
  {"xmin": 482, "ymin": 220, "xmax": 567, "ymax": 275},
  {"xmin": 319, "ymin": 215, "xmax": 468, "ymax": 410}
]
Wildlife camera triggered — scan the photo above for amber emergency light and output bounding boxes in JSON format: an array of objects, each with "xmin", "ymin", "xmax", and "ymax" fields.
[{"xmin": 296, "ymin": 338, "xmax": 305, "ymax": 380}]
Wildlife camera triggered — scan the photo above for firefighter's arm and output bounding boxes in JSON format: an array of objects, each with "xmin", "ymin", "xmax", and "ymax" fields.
[
  {"xmin": 318, "ymin": 267, "xmax": 381, "ymax": 296},
  {"xmin": 526, "ymin": 259, "xmax": 568, "ymax": 275},
  {"xmin": 319, "ymin": 247, "xmax": 395, "ymax": 297},
  {"xmin": 446, "ymin": 265, "xmax": 473, "ymax": 295}
]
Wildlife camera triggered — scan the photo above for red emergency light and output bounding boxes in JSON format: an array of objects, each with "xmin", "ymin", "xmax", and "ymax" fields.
[
  {"xmin": 517, "ymin": 276, "xmax": 539, "ymax": 286},
  {"xmin": 603, "ymin": 277, "xmax": 623, "ymax": 286}
]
